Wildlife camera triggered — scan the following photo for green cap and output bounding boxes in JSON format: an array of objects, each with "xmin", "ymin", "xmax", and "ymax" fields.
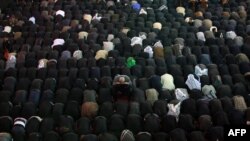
[{"xmin": 126, "ymin": 57, "xmax": 136, "ymax": 68}]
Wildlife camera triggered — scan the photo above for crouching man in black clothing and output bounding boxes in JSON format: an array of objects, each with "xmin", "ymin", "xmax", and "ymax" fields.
[{"xmin": 112, "ymin": 74, "xmax": 133, "ymax": 101}]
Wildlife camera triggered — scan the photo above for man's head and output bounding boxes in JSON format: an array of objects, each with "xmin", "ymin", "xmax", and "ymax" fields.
[{"xmin": 119, "ymin": 76, "xmax": 125, "ymax": 83}]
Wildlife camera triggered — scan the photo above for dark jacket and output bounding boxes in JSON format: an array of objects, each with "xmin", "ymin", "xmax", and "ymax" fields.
[
  {"xmin": 162, "ymin": 115, "xmax": 177, "ymax": 133},
  {"xmin": 38, "ymin": 101, "xmax": 53, "ymax": 118},
  {"xmin": 178, "ymin": 114, "xmax": 195, "ymax": 133},
  {"xmin": 43, "ymin": 131, "xmax": 60, "ymax": 141},
  {"xmin": 108, "ymin": 114, "xmax": 125, "ymax": 137},
  {"xmin": 0, "ymin": 116, "xmax": 13, "ymax": 132},
  {"xmin": 144, "ymin": 113, "xmax": 160, "ymax": 133},
  {"xmin": 180, "ymin": 98, "xmax": 197, "ymax": 118},
  {"xmin": 98, "ymin": 102, "xmax": 114, "ymax": 119},
  {"xmin": 62, "ymin": 132, "xmax": 79, "ymax": 141},
  {"xmin": 212, "ymin": 111, "xmax": 230, "ymax": 126},
  {"xmin": 148, "ymin": 75, "xmax": 162, "ymax": 93},
  {"xmin": 80, "ymin": 134, "xmax": 98, "ymax": 141},
  {"xmin": 13, "ymin": 90, "xmax": 27, "ymax": 105},
  {"xmin": 75, "ymin": 117, "xmax": 91, "ymax": 135},
  {"xmin": 189, "ymin": 131, "xmax": 206, "ymax": 141},
  {"xmin": 220, "ymin": 97, "xmax": 234, "ymax": 114},
  {"xmin": 205, "ymin": 126, "xmax": 224, "ymax": 141},
  {"xmin": 64, "ymin": 100, "xmax": 80, "ymax": 120},
  {"xmin": 25, "ymin": 116, "xmax": 42, "ymax": 135},
  {"xmin": 126, "ymin": 114, "xmax": 142, "ymax": 134},
  {"xmin": 209, "ymin": 99, "xmax": 224, "ymax": 116},
  {"xmin": 11, "ymin": 117, "xmax": 27, "ymax": 141},
  {"xmin": 216, "ymin": 84, "xmax": 233, "ymax": 98},
  {"xmin": 196, "ymin": 99, "xmax": 210, "ymax": 117},
  {"xmin": 135, "ymin": 132, "xmax": 152, "ymax": 141},
  {"xmin": 169, "ymin": 128, "xmax": 187, "ymax": 141}
]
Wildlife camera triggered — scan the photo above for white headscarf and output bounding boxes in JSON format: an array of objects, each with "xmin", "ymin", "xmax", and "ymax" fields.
[
  {"xmin": 78, "ymin": 31, "xmax": 88, "ymax": 39},
  {"xmin": 107, "ymin": 34, "xmax": 114, "ymax": 41},
  {"xmin": 131, "ymin": 37, "xmax": 143, "ymax": 46},
  {"xmin": 14, "ymin": 117, "xmax": 27, "ymax": 128},
  {"xmin": 139, "ymin": 8, "xmax": 147, "ymax": 15},
  {"xmin": 210, "ymin": 26, "xmax": 218, "ymax": 32},
  {"xmin": 185, "ymin": 74, "xmax": 201, "ymax": 90},
  {"xmin": 83, "ymin": 14, "xmax": 92, "ymax": 24},
  {"xmin": 144, "ymin": 46, "xmax": 154, "ymax": 58},
  {"xmin": 176, "ymin": 6, "xmax": 185, "ymax": 16},
  {"xmin": 5, "ymin": 54, "xmax": 16, "ymax": 70},
  {"xmin": 175, "ymin": 88, "xmax": 189, "ymax": 102},
  {"xmin": 51, "ymin": 38, "xmax": 65, "ymax": 48},
  {"xmin": 38, "ymin": 59, "xmax": 48, "ymax": 69},
  {"xmin": 95, "ymin": 50, "xmax": 108, "ymax": 60},
  {"xmin": 153, "ymin": 22, "xmax": 162, "ymax": 30},
  {"xmin": 56, "ymin": 10, "xmax": 65, "ymax": 17},
  {"xmin": 73, "ymin": 50, "xmax": 83, "ymax": 60},
  {"xmin": 167, "ymin": 102, "xmax": 181, "ymax": 120},
  {"xmin": 3, "ymin": 26, "xmax": 11, "ymax": 33},
  {"xmin": 92, "ymin": 13, "xmax": 102, "ymax": 21},
  {"xmin": 146, "ymin": 88, "xmax": 159, "ymax": 105},
  {"xmin": 29, "ymin": 16, "xmax": 36, "ymax": 24},
  {"xmin": 153, "ymin": 40, "xmax": 163, "ymax": 48},
  {"xmin": 226, "ymin": 31, "xmax": 237, "ymax": 39},
  {"xmin": 103, "ymin": 41, "xmax": 114, "ymax": 51},
  {"xmin": 196, "ymin": 32, "xmax": 206, "ymax": 42},
  {"xmin": 161, "ymin": 73, "xmax": 175, "ymax": 90},
  {"xmin": 195, "ymin": 65, "xmax": 208, "ymax": 76}
]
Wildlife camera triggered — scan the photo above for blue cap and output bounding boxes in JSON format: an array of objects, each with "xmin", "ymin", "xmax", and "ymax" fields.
[{"xmin": 132, "ymin": 3, "xmax": 141, "ymax": 12}]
